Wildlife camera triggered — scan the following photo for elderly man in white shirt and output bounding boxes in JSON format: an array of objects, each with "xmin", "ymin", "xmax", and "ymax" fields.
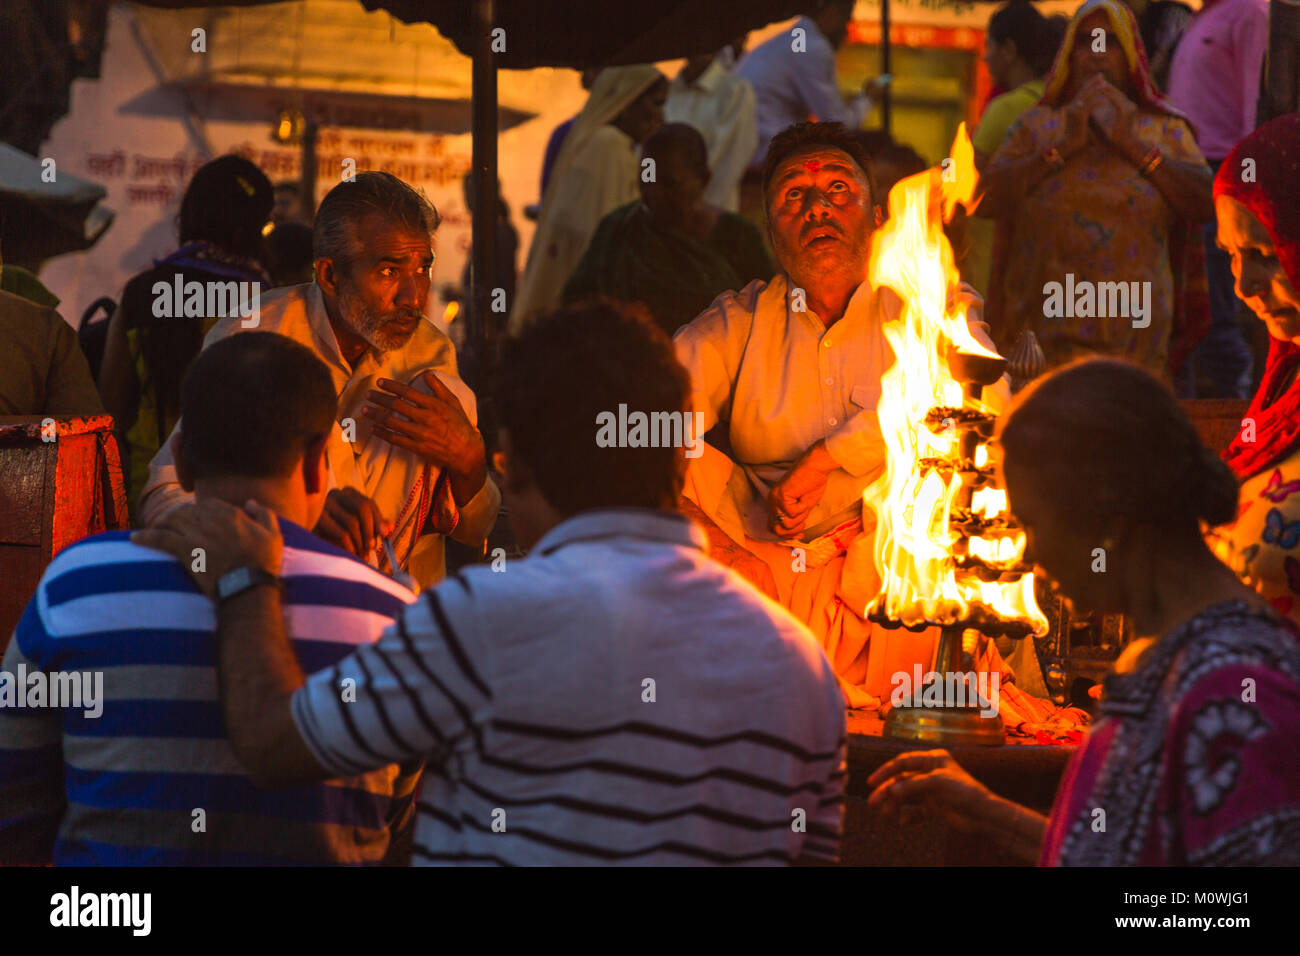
[
  {"xmin": 674, "ymin": 121, "xmax": 1000, "ymax": 708},
  {"xmin": 665, "ymin": 43, "xmax": 757, "ymax": 212},
  {"xmin": 140, "ymin": 172, "xmax": 500, "ymax": 590}
]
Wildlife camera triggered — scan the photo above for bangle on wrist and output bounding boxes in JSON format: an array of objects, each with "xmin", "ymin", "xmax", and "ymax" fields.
[{"xmin": 1139, "ymin": 146, "xmax": 1163, "ymax": 175}]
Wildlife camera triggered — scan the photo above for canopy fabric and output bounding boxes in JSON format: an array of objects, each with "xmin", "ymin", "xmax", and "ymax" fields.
[
  {"xmin": 133, "ymin": 0, "xmax": 810, "ymax": 68},
  {"xmin": 0, "ymin": 144, "xmax": 114, "ymax": 264}
]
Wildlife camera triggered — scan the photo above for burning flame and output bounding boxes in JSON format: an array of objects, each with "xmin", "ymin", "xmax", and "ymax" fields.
[{"xmin": 863, "ymin": 124, "xmax": 1047, "ymax": 635}]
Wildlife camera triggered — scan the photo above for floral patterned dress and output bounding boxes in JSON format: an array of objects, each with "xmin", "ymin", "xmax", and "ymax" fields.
[
  {"xmin": 988, "ymin": 110, "xmax": 1206, "ymax": 377},
  {"xmin": 1039, "ymin": 601, "xmax": 1300, "ymax": 865},
  {"xmin": 1209, "ymin": 428, "xmax": 1300, "ymax": 629}
]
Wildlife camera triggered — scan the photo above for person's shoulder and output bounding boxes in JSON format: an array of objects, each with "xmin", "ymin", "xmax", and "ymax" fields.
[
  {"xmin": 35, "ymin": 531, "xmax": 197, "ymax": 633},
  {"xmin": 278, "ymin": 520, "xmax": 419, "ymax": 608},
  {"xmin": 593, "ymin": 201, "xmax": 641, "ymax": 235},
  {"xmin": 675, "ymin": 275, "xmax": 775, "ymax": 342},
  {"xmin": 984, "ymin": 86, "xmax": 1032, "ymax": 122},
  {"xmin": 586, "ymin": 124, "xmax": 634, "ymax": 154},
  {"xmin": 718, "ymin": 68, "xmax": 758, "ymax": 104},
  {"xmin": 677, "ymin": 560, "xmax": 846, "ymax": 704},
  {"xmin": 201, "ymin": 281, "xmax": 311, "ymax": 344},
  {"xmin": 243, "ymin": 281, "xmax": 310, "ymax": 329},
  {"xmin": 1171, "ymin": 603, "xmax": 1300, "ymax": 689},
  {"xmin": 0, "ymin": 287, "xmax": 61, "ymax": 328},
  {"xmin": 42, "ymin": 530, "xmax": 165, "ymax": 578}
]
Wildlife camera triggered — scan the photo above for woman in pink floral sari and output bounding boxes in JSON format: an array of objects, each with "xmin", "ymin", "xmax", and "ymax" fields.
[{"xmin": 867, "ymin": 358, "xmax": 1300, "ymax": 865}]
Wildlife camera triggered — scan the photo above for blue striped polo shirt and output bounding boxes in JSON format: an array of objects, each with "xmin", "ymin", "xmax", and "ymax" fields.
[{"xmin": 0, "ymin": 517, "xmax": 419, "ymax": 866}]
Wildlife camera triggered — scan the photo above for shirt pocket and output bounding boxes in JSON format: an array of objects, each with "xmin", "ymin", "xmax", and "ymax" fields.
[{"xmin": 850, "ymin": 383, "xmax": 880, "ymax": 412}]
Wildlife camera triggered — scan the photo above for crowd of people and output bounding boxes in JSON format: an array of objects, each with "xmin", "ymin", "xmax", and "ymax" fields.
[{"xmin": 1, "ymin": 0, "xmax": 1298, "ymax": 866}]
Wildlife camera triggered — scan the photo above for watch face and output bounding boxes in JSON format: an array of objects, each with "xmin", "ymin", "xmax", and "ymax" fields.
[{"xmin": 218, "ymin": 567, "xmax": 251, "ymax": 600}]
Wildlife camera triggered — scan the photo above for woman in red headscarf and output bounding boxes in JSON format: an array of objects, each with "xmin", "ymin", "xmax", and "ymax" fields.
[
  {"xmin": 1206, "ymin": 113, "xmax": 1300, "ymax": 626},
  {"xmin": 978, "ymin": 0, "xmax": 1212, "ymax": 379}
]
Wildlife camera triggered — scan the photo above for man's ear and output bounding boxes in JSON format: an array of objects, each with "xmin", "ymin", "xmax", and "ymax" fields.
[
  {"xmin": 171, "ymin": 430, "xmax": 194, "ymax": 491},
  {"xmin": 302, "ymin": 433, "xmax": 330, "ymax": 496},
  {"xmin": 495, "ymin": 427, "xmax": 532, "ymax": 493},
  {"xmin": 314, "ymin": 257, "xmax": 340, "ymax": 299}
]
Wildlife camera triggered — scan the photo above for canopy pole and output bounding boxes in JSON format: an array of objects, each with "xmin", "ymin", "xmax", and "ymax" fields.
[
  {"xmin": 881, "ymin": 0, "xmax": 892, "ymax": 135},
  {"xmin": 469, "ymin": 0, "xmax": 498, "ymax": 389}
]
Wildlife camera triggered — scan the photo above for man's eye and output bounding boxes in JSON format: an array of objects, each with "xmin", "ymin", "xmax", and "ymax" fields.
[
  {"xmin": 786, "ymin": 189, "xmax": 802, "ymax": 202},
  {"xmin": 829, "ymin": 181, "xmax": 848, "ymax": 191}
]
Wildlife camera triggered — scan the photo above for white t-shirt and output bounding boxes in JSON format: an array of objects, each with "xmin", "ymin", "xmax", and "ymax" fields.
[{"xmin": 291, "ymin": 507, "xmax": 848, "ymax": 865}]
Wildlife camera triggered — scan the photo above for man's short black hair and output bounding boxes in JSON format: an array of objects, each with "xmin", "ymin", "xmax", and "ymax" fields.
[
  {"xmin": 495, "ymin": 300, "xmax": 691, "ymax": 516},
  {"xmin": 988, "ymin": 0, "xmax": 1055, "ymax": 76},
  {"xmin": 180, "ymin": 332, "xmax": 337, "ymax": 481},
  {"xmin": 761, "ymin": 121, "xmax": 875, "ymax": 208}
]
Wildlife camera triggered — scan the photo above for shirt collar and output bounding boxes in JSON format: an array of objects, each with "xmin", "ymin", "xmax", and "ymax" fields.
[
  {"xmin": 779, "ymin": 272, "xmax": 875, "ymax": 333},
  {"xmin": 533, "ymin": 507, "xmax": 707, "ymax": 557},
  {"xmin": 796, "ymin": 15, "xmax": 831, "ymax": 48},
  {"xmin": 303, "ymin": 281, "xmax": 382, "ymax": 382}
]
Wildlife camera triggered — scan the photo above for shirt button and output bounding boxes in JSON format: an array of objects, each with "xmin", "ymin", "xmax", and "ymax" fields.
[
  {"xmin": 825, "ymin": 377, "xmax": 833, "ymax": 386},
  {"xmin": 823, "ymin": 340, "xmax": 832, "ymax": 348},
  {"xmin": 828, "ymin": 417, "xmax": 838, "ymax": 426}
]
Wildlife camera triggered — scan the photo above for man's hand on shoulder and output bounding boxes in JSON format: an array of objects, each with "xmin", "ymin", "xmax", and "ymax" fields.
[{"xmin": 132, "ymin": 498, "xmax": 283, "ymax": 598}]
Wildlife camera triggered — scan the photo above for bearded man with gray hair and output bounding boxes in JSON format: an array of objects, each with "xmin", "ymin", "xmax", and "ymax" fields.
[{"xmin": 139, "ymin": 172, "xmax": 499, "ymax": 588}]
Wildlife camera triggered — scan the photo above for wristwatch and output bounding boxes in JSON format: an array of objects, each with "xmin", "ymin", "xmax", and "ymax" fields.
[{"xmin": 215, "ymin": 565, "xmax": 282, "ymax": 603}]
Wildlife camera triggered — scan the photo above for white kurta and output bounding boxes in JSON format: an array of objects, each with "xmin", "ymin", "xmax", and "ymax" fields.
[
  {"xmin": 138, "ymin": 282, "xmax": 501, "ymax": 590},
  {"xmin": 665, "ymin": 60, "xmax": 758, "ymax": 212},
  {"xmin": 675, "ymin": 274, "xmax": 892, "ymax": 544},
  {"xmin": 674, "ymin": 274, "xmax": 1003, "ymax": 707}
]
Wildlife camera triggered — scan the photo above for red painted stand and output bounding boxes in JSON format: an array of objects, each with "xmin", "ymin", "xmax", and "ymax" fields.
[{"xmin": 0, "ymin": 415, "xmax": 128, "ymax": 653}]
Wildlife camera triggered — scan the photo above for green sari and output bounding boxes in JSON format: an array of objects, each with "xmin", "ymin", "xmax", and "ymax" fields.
[{"xmin": 564, "ymin": 201, "xmax": 773, "ymax": 337}]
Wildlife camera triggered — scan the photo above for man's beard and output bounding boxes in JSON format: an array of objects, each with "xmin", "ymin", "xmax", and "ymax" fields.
[
  {"xmin": 338, "ymin": 287, "xmax": 421, "ymax": 353},
  {"xmin": 781, "ymin": 229, "xmax": 872, "ymax": 289}
]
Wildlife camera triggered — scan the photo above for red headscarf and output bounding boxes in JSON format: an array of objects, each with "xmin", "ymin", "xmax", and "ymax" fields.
[
  {"xmin": 1218, "ymin": 113, "xmax": 1300, "ymax": 480},
  {"xmin": 987, "ymin": 0, "xmax": 1209, "ymax": 369},
  {"xmin": 1040, "ymin": 0, "xmax": 1184, "ymax": 122}
]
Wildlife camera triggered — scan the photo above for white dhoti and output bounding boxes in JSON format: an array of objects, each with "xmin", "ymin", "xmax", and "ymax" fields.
[{"xmin": 684, "ymin": 440, "xmax": 953, "ymax": 709}]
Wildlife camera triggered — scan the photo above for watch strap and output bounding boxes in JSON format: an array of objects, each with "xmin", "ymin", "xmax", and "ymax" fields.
[{"xmin": 215, "ymin": 565, "xmax": 281, "ymax": 603}]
